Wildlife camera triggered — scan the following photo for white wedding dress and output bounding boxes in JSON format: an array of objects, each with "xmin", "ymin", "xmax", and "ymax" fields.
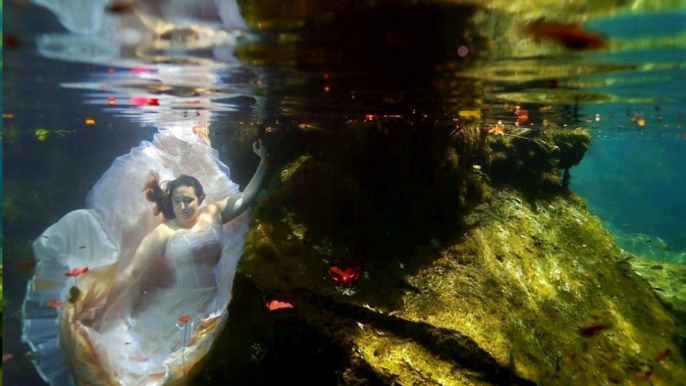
[{"xmin": 22, "ymin": 125, "xmax": 250, "ymax": 385}]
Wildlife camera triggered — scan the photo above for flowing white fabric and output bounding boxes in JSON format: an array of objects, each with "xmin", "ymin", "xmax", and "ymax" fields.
[
  {"xmin": 22, "ymin": 126, "xmax": 250, "ymax": 385},
  {"xmin": 30, "ymin": 0, "xmax": 248, "ymax": 35}
]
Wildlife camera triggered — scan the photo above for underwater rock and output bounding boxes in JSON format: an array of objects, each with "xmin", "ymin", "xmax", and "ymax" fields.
[
  {"xmin": 193, "ymin": 182, "xmax": 685, "ymax": 384},
  {"xmin": 487, "ymin": 127, "xmax": 591, "ymax": 193},
  {"xmin": 186, "ymin": 118, "xmax": 684, "ymax": 385},
  {"xmin": 607, "ymin": 226, "xmax": 686, "ymax": 265},
  {"xmin": 628, "ymin": 257, "xmax": 686, "ymax": 351}
]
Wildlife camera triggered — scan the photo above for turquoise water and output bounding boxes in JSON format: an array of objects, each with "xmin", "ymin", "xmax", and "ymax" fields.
[
  {"xmin": 571, "ymin": 10, "xmax": 686, "ymax": 262},
  {"xmin": 2, "ymin": 2, "xmax": 686, "ymax": 384},
  {"xmin": 574, "ymin": 131, "xmax": 686, "ymax": 259}
]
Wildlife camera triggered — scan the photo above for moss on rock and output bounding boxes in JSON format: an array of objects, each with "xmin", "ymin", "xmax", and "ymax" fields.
[
  {"xmin": 190, "ymin": 119, "xmax": 684, "ymax": 385},
  {"xmin": 487, "ymin": 127, "xmax": 591, "ymax": 194}
]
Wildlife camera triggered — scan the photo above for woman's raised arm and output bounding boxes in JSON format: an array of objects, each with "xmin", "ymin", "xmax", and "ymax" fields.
[{"xmin": 216, "ymin": 139, "xmax": 270, "ymax": 223}]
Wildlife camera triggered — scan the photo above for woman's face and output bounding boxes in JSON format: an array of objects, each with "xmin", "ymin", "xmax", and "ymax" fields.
[{"xmin": 171, "ymin": 185, "xmax": 202, "ymax": 226}]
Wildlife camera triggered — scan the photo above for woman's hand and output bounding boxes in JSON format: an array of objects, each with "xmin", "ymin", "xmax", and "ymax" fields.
[{"xmin": 253, "ymin": 139, "xmax": 269, "ymax": 160}]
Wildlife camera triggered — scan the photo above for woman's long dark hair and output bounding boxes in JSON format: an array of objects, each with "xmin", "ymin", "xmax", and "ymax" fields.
[{"xmin": 142, "ymin": 172, "xmax": 205, "ymax": 220}]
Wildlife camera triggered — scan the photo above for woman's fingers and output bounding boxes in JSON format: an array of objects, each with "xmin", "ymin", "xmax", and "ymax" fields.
[{"xmin": 253, "ymin": 139, "xmax": 268, "ymax": 155}]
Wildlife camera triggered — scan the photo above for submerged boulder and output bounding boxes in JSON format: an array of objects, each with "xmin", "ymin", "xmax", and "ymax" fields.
[
  {"xmin": 191, "ymin": 122, "xmax": 684, "ymax": 385},
  {"xmin": 195, "ymin": 192, "xmax": 685, "ymax": 384},
  {"xmin": 628, "ymin": 258, "xmax": 686, "ymax": 351}
]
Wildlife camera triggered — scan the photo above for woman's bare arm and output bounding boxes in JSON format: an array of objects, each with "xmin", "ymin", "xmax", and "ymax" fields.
[
  {"xmin": 216, "ymin": 139, "xmax": 270, "ymax": 223},
  {"xmin": 106, "ymin": 227, "xmax": 168, "ymax": 303}
]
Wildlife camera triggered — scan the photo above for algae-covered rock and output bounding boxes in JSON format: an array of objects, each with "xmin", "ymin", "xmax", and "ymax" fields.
[
  {"xmin": 487, "ymin": 127, "xmax": 591, "ymax": 193},
  {"xmin": 190, "ymin": 116, "xmax": 685, "ymax": 385},
  {"xmin": 628, "ymin": 258, "xmax": 686, "ymax": 350}
]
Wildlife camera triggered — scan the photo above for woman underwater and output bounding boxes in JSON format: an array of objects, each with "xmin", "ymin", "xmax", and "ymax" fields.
[{"xmin": 22, "ymin": 124, "xmax": 269, "ymax": 385}]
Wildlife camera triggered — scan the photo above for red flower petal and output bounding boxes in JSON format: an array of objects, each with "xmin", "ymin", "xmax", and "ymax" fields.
[
  {"xmin": 266, "ymin": 300, "xmax": 294, "ymax": 311},
  {"xmin": 65, "ymin": 266, "xmax": 89, "ymax": 277},
  {"xmin": 178, "ymin": 315, "xmax": 192, "ymax": 324},
  {"xmin": 328, "ymin": 266, "xmax": 361, "ymax": 284},
  {"xmin": 130, "ymin": 97, "xmax": 148, "ymax": 106}
]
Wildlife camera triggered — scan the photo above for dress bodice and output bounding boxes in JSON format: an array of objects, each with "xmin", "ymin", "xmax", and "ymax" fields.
[{"xmin": 163, "ymin": 223, "xmax": 222, "ymax": 289}]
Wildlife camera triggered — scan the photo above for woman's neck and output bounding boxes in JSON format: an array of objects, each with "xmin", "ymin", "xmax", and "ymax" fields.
[{"xmin": 175, "ymin": 214, "xmax": 199, "ymax": 229}]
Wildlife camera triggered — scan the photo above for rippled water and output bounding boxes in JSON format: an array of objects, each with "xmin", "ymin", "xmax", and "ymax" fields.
[{"xmin": 3, "ymin": 1, "xmax": 685, "ymax": 384}]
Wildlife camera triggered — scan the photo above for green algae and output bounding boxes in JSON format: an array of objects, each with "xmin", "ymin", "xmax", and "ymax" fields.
[
  {"xmin": 189, "ymin": 116, "xmax": 684, "ymax": 385},
  {"xmin": 487, "ymin": 127, "xmax": 591, "ymax": 193}
]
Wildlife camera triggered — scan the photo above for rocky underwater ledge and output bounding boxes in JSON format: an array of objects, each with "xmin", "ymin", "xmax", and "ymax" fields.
[{"xmin": 188, "ymin": 120, "xmax": 686, "ymax": 385}]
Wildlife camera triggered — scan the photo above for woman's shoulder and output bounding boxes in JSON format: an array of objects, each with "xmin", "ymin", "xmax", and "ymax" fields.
[
  {"xmin": 201, "ymin": 202, "xmax": 223, "ymax": 220},
  {"xmin": 147, "ymin": 222, "xmax": 176, "ymax": 244}
]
